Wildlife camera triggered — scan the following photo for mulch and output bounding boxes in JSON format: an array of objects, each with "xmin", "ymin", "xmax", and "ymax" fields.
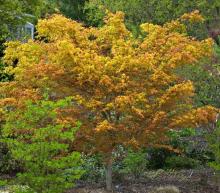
[{"xmin": 69, "ymin": 169, "xmax": 220, "ymax": 193}]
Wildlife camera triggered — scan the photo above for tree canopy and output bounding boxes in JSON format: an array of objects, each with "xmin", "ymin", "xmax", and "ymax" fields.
[
  {"xmin": 85, "ymin": 0, "xmax": 220, "ymax": 39},
  {"xmin": 1, "ymin": 11, "xmax": 218, "ymax": 156}
]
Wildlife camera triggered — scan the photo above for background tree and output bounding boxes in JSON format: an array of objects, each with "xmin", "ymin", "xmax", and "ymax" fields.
[
  {"xmin": 208, "ymin": 119, "xmax": 220, "ymax": 170},
  {"xmin": 178, "ymin": 63, "xmax": 220, "ymax": 108},
  {"xmin": 0, "ymin": 0, "xmax": 57, "ymax": 41},
  {"xmin": 1, "ymin": 11, "xmax": 218, "ymax": 190},
  {"xmin": 85, "ymin": 0, "xmax": 220, "ymax": 40},
  {"xmin": 175, "ymin": 43, "xmax": 220, "ymax": 109},
  {"xmin": 0, "ymin": 0, "xmax": 59, "ymax": 83},
  {"xmin": 55, "ymin": 0, "xmax": 87, "ymax": 22}
]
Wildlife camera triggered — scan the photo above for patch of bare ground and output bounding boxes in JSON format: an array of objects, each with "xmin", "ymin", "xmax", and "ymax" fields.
[{"xmin": 68, "ymin": 169, "xmax": 220, "ymax": 193}]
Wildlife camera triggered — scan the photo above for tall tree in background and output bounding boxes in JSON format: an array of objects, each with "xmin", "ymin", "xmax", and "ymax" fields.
[
  {"xmin": 0, "ymin": 0, "xmax": 58, "ymax": 82},
  {"xmin": 1, "ymin": 11, "xmax": 218, "ymax": 190},
  {"xmin": 178, "ymin": 46, "xmax": 220, "ymax": 109},
  {"xmin": 0, "ymin": 0, "xmax": 56, "ymax": 41},
  {"xmin": 85, "ymin": 0, "xmax": 220, "ymax": 40},
  {"xmin": 56, "ymin": 0, "xmax": 87, "ymax": 21}
]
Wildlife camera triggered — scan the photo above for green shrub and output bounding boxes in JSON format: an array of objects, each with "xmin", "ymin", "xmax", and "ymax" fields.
[
  {"xmin": 147, "ymin": 128, "xmax": 211, "ymax": 169},
  {"xmin": 8, "ymin": 185, "xmax": 34, "ymax": 193},
  {"xmin": 147, "ymin": 147, "xmax": 172, "ymax": 169},
  {"xmin": 165, "ymin": 156, "xmax": 200, "ymax": 169},
  {"xmin": 0, "ymin": 59, "xmax": 13, "ymax": 82},
  {"xmin": 81, "ymin": 147, "xmax": 126, "ymax": 183},
  {"xmin": 168, "ymin": 128, "xmax": 213, "ymax": 164},
  {"xmin": 0, "ymin": 179, "xmax": 7, "ymax": 187},
  {"xmin": 0, "ymin": 142, "xmax": 21, "ymax": 175},
  {"xmin": 147, "ymin": 128, "xmax": 197, "ymax": 169},
  {"xmin": 2, "ymin": 96, "xmax": 84, "ymax": 193},
  {"xmin": 121, "ymin": 149, "xmax": 148, "ymax": 178},
  {"xmin": 81, "ymin": 154, "xmax": 105, "ymax": 182},
  {"xmin": 208, "ymin": 120, "xmax": 220, "ymax": 171}
]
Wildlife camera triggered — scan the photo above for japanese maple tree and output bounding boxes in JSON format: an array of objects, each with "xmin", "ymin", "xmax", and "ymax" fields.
[{"xmin": 1, "ymin": 11, "xmax": 218, "ymax": 190}]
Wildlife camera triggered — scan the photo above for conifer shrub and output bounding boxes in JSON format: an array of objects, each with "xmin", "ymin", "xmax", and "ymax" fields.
[{"xmin": 2, "ymin": 96, "xmax": 84, "ymax": 193}]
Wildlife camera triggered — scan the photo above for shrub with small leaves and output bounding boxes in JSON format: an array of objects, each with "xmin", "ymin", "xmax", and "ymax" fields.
[
  {"xmin": 165, "ymin": 155, "xmax": 200, "ymax": 169},
  {"xmin": 0, "ymin": 142, "xmax": 21, "ymax": 175},
  {"xmin": 121, "ymin": 149, "xmax": 148, "ymax": 178},
  {"xmin": 208, "ymin": 120, "xmax": 220, "ymax": 171},
  {"xmin": 81, "ymin": 154, "xmax": 105, "ymax": 183},
  {"xmin": 2, "ymin": 96, "xmax": 84, "ymax": 193}
]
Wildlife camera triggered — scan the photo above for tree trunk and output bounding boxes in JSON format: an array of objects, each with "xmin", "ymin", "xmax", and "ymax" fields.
[{"xmin": 106, "ymin": 159, "xmax": 113, "ymax": 191}]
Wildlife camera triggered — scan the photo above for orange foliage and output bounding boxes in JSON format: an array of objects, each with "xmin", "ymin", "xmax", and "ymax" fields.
[
  {"xmin": 0, "ymin": 11, "xmax": 218, "ymax": 157},
  {"xmin": 181, "ymin": 10, "xmax": 205, "ymax": 23}
]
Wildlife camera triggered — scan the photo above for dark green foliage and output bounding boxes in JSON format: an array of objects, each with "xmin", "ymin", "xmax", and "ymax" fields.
[
  {"xmin": 0, "ymin": 0, "xmax": 23, "ymax": 41},
  {"xmin": 56, "ymin": 0, "xmax": 87, "ymax": 22},
  {"xmin": 177, "ymin": 54, "xmax": 220, "ymax": 109},
  {"xmin": 120, "ymin": 149, "xmax": 148, "ymax": 178},
  {"xmin": 192, "ymin": 64, "xmax": 220, "ymax": 108},
  {"xmin": 0, "ymin": 0, "xmax": 58, "ymax": 84},
  {"xmin": 147, "ymin": 128, "xmax": 212, "ymax": 169},
  {"xmin": 147, "ymin": 148, "xmax": 171, "ymax": 169},
  {"xmin": 2, "ymin": 96, "xmax": 84, "ymax": 193},
  {"xmin": 81, "ymin": 148, "xmax": 148, "ymax": 181},
  {"xmin": 85, "ymin": 0, "xmax": 220, "ymax": 38},
  {"xmin": 208, "ymin": 120, "xmax": 220, "ymax": 171},
  {"xmin": 84, "ymin": 2, "xmax": 105, "ymax": 27},
  {"xmin": 84, "ymin": 0, "xmax": 147, "ymax": 35},
  {"xmin": 0, "ymin": 60, "xmax": 13, "ymax": 82},
  {"xmin": 0, "ymin": 142, "xmax": 21, "ymax": 175},
  {"xmin": 168, "ymin": 128, "xmax": 214, "ymax": 164},
  {"xmin": 146, "ymin": 129, "xmax": 194, "ymax": 169},
  {"xmin": 81, "ymin": 154, "xmax": 105, "ymax": 182},
  {"xmin": 165, "ymin": 156, "xmax": 200, "ymax": 169},
  {"xmin": 0, "ymin": 0, "xmax": 56, "ymax": 41}
]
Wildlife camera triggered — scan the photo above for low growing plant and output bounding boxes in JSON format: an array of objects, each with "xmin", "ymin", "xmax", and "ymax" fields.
[
  {"xmin": 208, "ymin": 120, "xmax": 220, "ymax": 171},
  {"xmin": 121, "ymin": 149, "xmax": 148, "ymax": 178},
  {"xmin": 165, "ymin": 156, "xmax": 200, "ymax": 169},
  {"xmin": 0, "ymin": 141, "xmax": 21, "ymax": 175},
  {"xmin": 81, "ymin": 154, "xmax": 105, "ymax": 183}
]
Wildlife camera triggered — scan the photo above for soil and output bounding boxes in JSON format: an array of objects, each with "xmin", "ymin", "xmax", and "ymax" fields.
[{"xmin": 69, "ymin": 169, "xmax": 220, "ymax": 193}]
